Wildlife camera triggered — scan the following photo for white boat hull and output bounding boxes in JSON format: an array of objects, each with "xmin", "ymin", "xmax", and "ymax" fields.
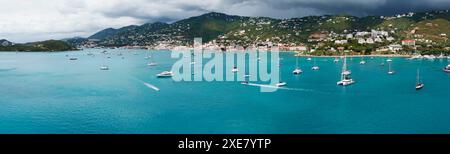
[{"xmin": 337, "ymin": 80, "xmax": 355, "ymax": 86}]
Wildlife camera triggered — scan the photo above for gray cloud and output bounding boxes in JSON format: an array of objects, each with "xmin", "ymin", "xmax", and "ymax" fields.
[{"xmin": 1, "ymin": 0, "xmax": 450, "ymax": 43}]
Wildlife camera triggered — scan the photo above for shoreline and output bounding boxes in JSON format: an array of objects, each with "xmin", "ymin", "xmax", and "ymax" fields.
[
  {"xmin": 0, "ymin": 49, "xmax": 422, "ymax": 58},
  {"xmin": 295, "ymin": 54, "xmax": 412, "ymax": 58}
]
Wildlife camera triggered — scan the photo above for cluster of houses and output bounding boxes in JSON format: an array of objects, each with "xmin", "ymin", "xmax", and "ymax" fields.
[{"xmin": 308, "ymin": 29, "xmax": 395, "ymax": 45}]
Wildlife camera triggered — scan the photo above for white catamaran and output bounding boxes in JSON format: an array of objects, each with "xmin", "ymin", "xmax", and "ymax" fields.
[{"xmin": 337, "ymin": 55, "xmax": 355, "ymax": 86}]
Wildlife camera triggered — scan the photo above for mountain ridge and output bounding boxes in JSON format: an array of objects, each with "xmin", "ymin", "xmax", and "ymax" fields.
[{"xmin": 69, "ymin": 10, "xmax": 450, "ymax": 48}]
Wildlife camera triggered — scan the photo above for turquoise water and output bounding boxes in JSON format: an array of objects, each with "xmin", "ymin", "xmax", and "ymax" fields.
[{"xmin": 0, "ymin": 49, "xmax": 450, "ymax": 134}]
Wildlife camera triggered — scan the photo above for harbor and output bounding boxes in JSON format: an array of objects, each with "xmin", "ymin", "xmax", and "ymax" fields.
[{"xmin": 0, "ymin": 49, "xmax": 449, "ymax": 134}]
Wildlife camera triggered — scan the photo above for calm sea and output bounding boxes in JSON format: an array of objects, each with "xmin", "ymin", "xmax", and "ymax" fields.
[{"xmin": 0, "ymin": 49, "xmax": 449, "ymax": 134}]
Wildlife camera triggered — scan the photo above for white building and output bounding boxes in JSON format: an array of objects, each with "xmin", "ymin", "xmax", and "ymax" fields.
[
  {"xmin": 356, "ymin": 31, "xmax": 370, "ymax": 37},
  {"xmin": 389, "ymin": 44, "xmax": 403, "ymax": 52},
  {"xmin": 386, "ymin": 37, "xmax": 395, "ymax": 42},
  {"xmin": 346, "ymin": 34, "xmax": 354, "ymax": 39},
  {"xmin": 374, "ymin": 37, "xmax": 383, "ymax": 43},
  {"xmin": 358, "ymin": 38, "xmax": 366, "ymax": 44},
  {"xmin": 366, "ymin": 38, "xmax": 375, "ymax": 44},
  {"xmin": 335, "ymin": 40, "xmax": 348, "ymax": 44}
]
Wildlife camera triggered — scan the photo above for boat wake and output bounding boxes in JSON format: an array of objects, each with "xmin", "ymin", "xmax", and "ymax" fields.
[
  {"xmin": 0, "ymin": 68, "xmax": 17, "ymax": 72},
  {"xmin": 132, "ymin": 78, "xmax": 160, "ymax": 91},
  {"xmin": 143, "ymin": 82, "xmax": 160, "ymax": 91},
  {"xmin": 244, "ymin": 83, "xmax": 315, "ymax": 92}
]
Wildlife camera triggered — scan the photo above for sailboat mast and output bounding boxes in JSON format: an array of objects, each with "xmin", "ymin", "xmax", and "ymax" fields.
[
  {"xmin": 389, "ymin": 62, "xmax": 392, "ymax": 72},
  {"xmin": 341, "ymin": 55, "xmax": 347, "ymax": 80},
  {"xmin": 417, "ymin": 69, "xmax": 420, "ymax": 84},
  {"xmin": 342, "ymin": 55, "xmax": 347, "ymax": 72}
]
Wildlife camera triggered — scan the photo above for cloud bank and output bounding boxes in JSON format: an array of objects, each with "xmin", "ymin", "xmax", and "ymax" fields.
[{"xmin": 1, "ymin": 0, "xmax": 449, "ymax": 42}]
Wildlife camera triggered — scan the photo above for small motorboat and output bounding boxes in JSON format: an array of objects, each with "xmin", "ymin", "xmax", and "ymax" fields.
[
  {"xmin": 241, "ymin": 81, "xmax": 249, "ymax": 85},
  {"xmin": 147, "ymin": 62, "xmax": 158, "ymax": 66},
  {"xmin": 157, "ymin": 71, "xmax": 173, "ymax": 78},
  {"xmin": 244, "ymin": 74, "xmax": 251, "ymax": 78},
  {"xmin": 100, "ymin": 66, "xmax": 109, "ymax": 70},
  {"xmin": 386, "ymin": 59, "xmax": 392, "ymax": 62},
  {"xmin": 275, "ymin": 82, "xmax": 287, "ymax": 87},
  {"xmin": 307, "ymin": 57, "xmax": 312, "ymax": 61},
  {"xmin": 69, "ymin": 57, "xmax": 78, "ymax": 60}
]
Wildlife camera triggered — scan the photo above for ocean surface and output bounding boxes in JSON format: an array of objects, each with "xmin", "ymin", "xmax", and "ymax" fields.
[{"xmin": 0, "ymin": 49, "xmax": 449, "ymax": 134}]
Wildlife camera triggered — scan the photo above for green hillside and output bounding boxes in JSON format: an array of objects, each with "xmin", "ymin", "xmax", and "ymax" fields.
[
  {"xmin": 0, "ymin": 40, "xmax": 75, "ymax": 51},
  {"xmin": 78, "ymin": 10, "xmax": 450, "ymax": 47}
]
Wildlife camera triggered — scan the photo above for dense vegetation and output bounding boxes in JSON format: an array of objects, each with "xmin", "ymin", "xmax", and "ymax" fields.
[
  {"xmin": 0, "ymin": 40, "xmax": 76, "ymax": 52},
  {"xmin": 75, "ymin": 10, "xmax": 450, "ymax": 48}
]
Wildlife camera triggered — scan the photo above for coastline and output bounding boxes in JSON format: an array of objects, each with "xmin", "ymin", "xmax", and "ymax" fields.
[
  {"xmin": 0, "ymin": 48, "xmax": 422, "ymax": 58},
  {"xmin": 295, "ymin": 54, "xmax": 412, "ymax": 58}
]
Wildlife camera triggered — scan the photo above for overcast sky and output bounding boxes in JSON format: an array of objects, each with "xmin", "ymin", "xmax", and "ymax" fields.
[{"xmin": 1, "ymin": 0, "xmax": 450, "ymax": 43}]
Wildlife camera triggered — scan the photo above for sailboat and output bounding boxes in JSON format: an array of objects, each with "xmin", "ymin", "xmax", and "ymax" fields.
[
  {"xmin": 100, "ymin": 53, "xmax": 109, "ymax": 70},
  {"xmin": 231, "ymin": 66, "xmax": 239, "ymax": 73},
  {"xmin": 337, "ymin": 55, "xmax": 354, "ymax": 86},
  {"xmin": 333, "ymin": 57, "xmax": 339, "ymax": 63},
  {"xmin": 415, "ymin": 69, "xmax": 424, "ymax": 90},
  {"xmin": 293, "ymin": 55, "xmax": 303, "ymax": 74},
  {"xmin": 147, "ymin": 50, "xmax": 158, "ymax": 66},
  {"xmin": 388, "ymin": 61, "xmax": 395, "ymax": 75},
  {"xmin": 359, "ymin": 56, "xmax": 366, "ymax": 65},
  {"xmin": 444, "ymin": 64, "xmax": 450, "ymax": 73},
  {"xmin": 311, "ymin": 58, "xmax": 320, "ymax": 70}
]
